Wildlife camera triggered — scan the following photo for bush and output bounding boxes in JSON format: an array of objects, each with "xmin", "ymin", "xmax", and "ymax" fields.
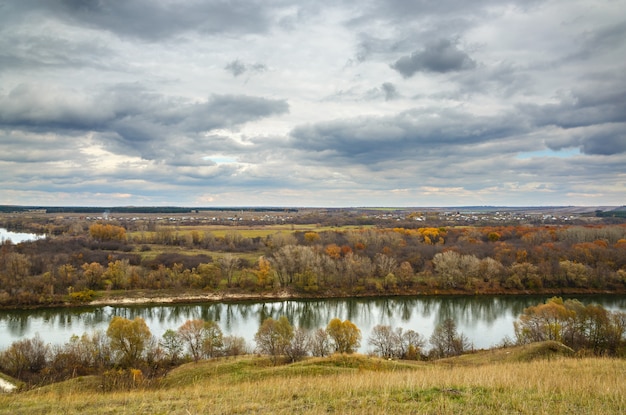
[{"xmin": 68, "ymin": 289, "xmax": 96, "ymax": 303}]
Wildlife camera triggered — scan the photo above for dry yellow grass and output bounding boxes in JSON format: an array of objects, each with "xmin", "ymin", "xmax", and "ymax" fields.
[{"xmin": 1, "ymin": 348, "xmax": 625, "ymax": 414}]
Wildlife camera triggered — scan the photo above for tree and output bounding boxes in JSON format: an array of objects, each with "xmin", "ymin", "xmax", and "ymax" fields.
[
  {"xmin": 368, "ymin": 325, "xmax": 424, "ymax": 359},
  {"xmin": 374, "ymin": 253, "xmax": 398, "ymax": 278},
  {"xmin": 326, "ymin": 318, "xmax": 361, "ymax": 354},
  {"xmin": 285, "ymin": 327, "xmax": 310, "ymax": 362},
  {"xmin": 57, "ymin": 264, "xmax": 77, "ymax": 288},
  {"xmin": 254, "ymin": 316, "xmax": 293, "ymax": 364},
  {"xmin": 309, "ymin": 328, "xmax": 332, "ymax": 357},
  {"xmin": 396, "ymin": 261, "xmax": 415, "ymax": 287},
  {"xmin": 432, "ymin": 251, "xmax": 479, "ymax": 288},
  {"xmin": 304, "ymin": 232, "xmax": 321, "ymax": 244},
  {"xmin": 222, "ymin": 335, "xmax": 248, "ymax": 357},
  {"xmin": 81, "ymin": 262, "xmax": 105, "ymax": 290},
  {"xmin": 0, "ymin": 334, "xmax": 49, "ymax": 379},
  {"xmin": 270, "ymin": 245, "xmax": 318, "ymax": 287},
  {"xmin": 429, "ymin": 318, "xmax": 470, "ymax": 358},
  {"xmin": 106, "ymin": 316, "xmax": 152, "ymax": 367},
  {"xmin": 255, "ymin": 256, "xmax": 273, "ymax": 288},
  {"xmin": 178, "ymin": 319, "xmax": 223, "ymax": 362},
  {"xmin": 514, "ymin": 297, "xmax": 626, "ymax": 355},
  {"xmin": 89, "ymin": 223, "xmax": 126, "ymax": 241},
  {"xmin": 202, "ymin": 320, "xmax": 224, "ymax": 358},
  {"xmin": 368, "ymin": 325, "xmax": 397, "ymax": 358},
  {"xmin": 103, "ymin": 259, "xmax": 131, "ymax": 290},
  {"xmin": 196, "ymin": 263, "xmax": 222, "ymax": 289},
  {"xmin": 514, "ymin": 297, "xmax": 575, "ymax": 344},
  {"xmin": 558, "ymin": 260, "xmax": 589, "ymax": 287},
  {"xmin": 81, "ymin": 330, "xmax": 112, "ymax": 370},
  {"xmin": 218, "ymin": 254, "xmax": 240, "ymax": 287},
  {"xmin": 160, "ymin": 329, "xmax": 184, "ymax": 363},
  {"xmin": 398, "ymin": 329, "xmax": 425, "ymax": 360}
]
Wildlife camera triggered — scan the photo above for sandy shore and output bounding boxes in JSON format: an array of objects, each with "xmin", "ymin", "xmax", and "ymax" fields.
[{"xmin": 88, "ymin": 291, "xmax": 296, "ymax": 306}]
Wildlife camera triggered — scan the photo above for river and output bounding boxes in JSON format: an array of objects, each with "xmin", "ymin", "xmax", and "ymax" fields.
[
  {"xmin": 1, "ymin": 295, "xmax": 625, "ymax": 353},
  {"xmin": 0, "ymin": 228, "xmax": 45, "ymax": 244}
]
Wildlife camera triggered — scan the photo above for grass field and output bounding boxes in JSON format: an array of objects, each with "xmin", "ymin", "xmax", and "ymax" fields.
[
  {"xmin": 127, "ymin": 223, "xmax": 374, "ymax": 240},
  {"xmin": 128, "ymin": 223, "xmax": 376, "ymax": 265},
  {"xmin": 135, "ymin": 244, "xmax": 263, "ymax": 265},
  {"xmin": 1, "ymin": 342, "xmax": 624, "ymax": 414}
]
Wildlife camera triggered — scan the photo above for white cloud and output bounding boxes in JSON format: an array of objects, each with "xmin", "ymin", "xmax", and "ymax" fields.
[{"xmin": 0, "ymin": 0, "xmax": 624, "ymax": 206}]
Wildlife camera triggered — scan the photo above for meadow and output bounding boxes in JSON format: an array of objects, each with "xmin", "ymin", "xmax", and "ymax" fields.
[{"xmin": 1, "ymin": 342, "xmax": 624, "ymax": 414}]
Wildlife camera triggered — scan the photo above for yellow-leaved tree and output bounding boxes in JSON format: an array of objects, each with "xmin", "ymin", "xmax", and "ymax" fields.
[
  {"xmin": 106, "ymin": 316, "xmax": 151, "ymax": 367},
  {"xmin": 326, "ymin": 318, "xmax": 361, "ymax": 354}
]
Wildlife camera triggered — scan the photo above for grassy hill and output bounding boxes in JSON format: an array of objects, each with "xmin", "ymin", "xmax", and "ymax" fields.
[{"xmin": 1, "ymin": 342, "xmax": 624, "ymax": 414}]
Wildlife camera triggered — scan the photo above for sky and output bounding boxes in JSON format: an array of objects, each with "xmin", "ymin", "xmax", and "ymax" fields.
[{"xmin": 1, "ymin": 0, "xmax": 625, "ymax": 208}]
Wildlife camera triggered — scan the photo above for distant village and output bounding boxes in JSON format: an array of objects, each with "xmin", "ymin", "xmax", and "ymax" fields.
[{"xmin": 3, "ymin": 205, "xmax": 623, "ymax": 228}]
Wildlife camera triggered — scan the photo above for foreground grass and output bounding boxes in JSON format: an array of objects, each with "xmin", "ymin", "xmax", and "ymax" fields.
[{"xmin": 1, "ymin": 345, "xmax": 625, "ymax": 414}]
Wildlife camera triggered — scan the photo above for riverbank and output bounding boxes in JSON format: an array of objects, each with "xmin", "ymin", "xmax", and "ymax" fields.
[
  {"xmin": 88, "ymin": 287, "xmax": 626, "ymax": 307},
  {"xmin": 88, "ymin": 289, "xmax": 297, "ymax": 306},
  {"xmin": 1, "ymin": 286, "xmax": 625, "ymax": 310}
]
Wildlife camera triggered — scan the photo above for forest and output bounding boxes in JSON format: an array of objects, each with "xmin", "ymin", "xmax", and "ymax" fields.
[{"xmin": 1, "ymin": 211, "xmax": 626, "ymax": 307}]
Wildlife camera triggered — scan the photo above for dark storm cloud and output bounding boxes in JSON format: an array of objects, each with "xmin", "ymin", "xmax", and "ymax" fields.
[
  {"xmin": 4, "ymin": 0, "xmax": 272, "ymax": 41},
  {"xmin": 391, "ymin": 39, "xmax": 476, "ymax": 77},
  {"xmin": 290, "ymin": 108, "xmax": 525, "ymax": 164},
  {"xmin": 0, "ymin": 84, "xmax": 289, "ymax": 159},
  {"xmin": 224, "ymin": 60, "xmax": 268, "ymax": 77}
]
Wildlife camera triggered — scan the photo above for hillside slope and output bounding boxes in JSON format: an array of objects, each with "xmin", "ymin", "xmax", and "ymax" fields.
[{"xmin": 0, "ymin": 343, "xmax": 624, "ymax": 414}]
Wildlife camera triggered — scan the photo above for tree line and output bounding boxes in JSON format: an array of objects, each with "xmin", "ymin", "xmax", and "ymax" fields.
[{"xmin": 1, "ymin": 222, "xmax": 626, "ymax": 306}]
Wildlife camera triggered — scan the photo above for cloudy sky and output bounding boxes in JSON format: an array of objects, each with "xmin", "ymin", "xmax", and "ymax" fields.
[{"xmin": 1, "ymin": 0, "xmax": 625, "ymax": 207}]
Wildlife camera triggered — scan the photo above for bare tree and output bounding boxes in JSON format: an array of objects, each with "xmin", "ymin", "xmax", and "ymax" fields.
[
  {"xmin": 309, "ymin": 328, "xmax": 332, "ymax": 357},
  {"xmin": 429, "ymin": 318, "xmax": 470, "ymax": 358},
  {"xmin": 368, "ymin": 325, "xmax": 397, "ymax": 358},
  {"xmin": 285, "ymin": 327, "xmax": 310, "ymax": 362},
  {"xmin": 219, "ymin": 254, "xmax": 240, "ymax": 287},
  {"xmin": 222, "ymin": 335, "xmax": 248, "ymax": 357},
  {"xmin": 368, "ymin": 325, "xmax": 425, "ymax": 359}
]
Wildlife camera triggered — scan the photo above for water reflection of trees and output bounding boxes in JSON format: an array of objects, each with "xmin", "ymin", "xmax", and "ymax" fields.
[{"xmin": 1, "ymin": 295, "xmax": 625, "ymax": 350}]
